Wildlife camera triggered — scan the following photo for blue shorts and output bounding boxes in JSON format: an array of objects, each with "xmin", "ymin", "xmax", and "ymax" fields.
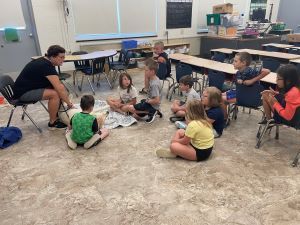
[
  {"xmin": 226, "ymin": 89, "xmax": 236, "ymax": 100},
  {"xmin": 133, "ymin": 99, "xmax": 156, "ymax": 117}
]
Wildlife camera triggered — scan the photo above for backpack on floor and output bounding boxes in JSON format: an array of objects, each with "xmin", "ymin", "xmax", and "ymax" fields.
[{"xmin": 0, "ymin": 126, "xmax": 22, "ymax": 149}]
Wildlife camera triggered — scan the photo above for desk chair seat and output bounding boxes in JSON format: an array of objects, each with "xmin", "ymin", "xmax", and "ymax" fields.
[
  {"xmin": 0, "ymin": 75, "xmax": 48, "ymax": 133},
  {"xmin": 157, "ymin": 62, "xmax": 174, "ymax": 98},
  {"xmin": 228, "ymin": 83, "xmax": 264, "ymax": 123},
  {"xmin": 109, "ymin": 49, "xmax": 133, "ymax": 87},
  {"xmin": 256, "ymin": 107, "xmax": 300, "ymax": 167}
]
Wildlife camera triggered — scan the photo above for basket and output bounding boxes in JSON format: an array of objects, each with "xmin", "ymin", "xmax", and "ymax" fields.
[{"xmin": 271, "ymin": 23, "xmax": 286, "ymax": 31}]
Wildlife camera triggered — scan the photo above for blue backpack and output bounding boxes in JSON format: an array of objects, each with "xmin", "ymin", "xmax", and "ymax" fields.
[{"xmin": 0, "ymin": 127, "xmax": 22, "ymax": 149}]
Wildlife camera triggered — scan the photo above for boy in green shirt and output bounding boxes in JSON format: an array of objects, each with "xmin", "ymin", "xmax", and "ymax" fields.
[{"xmin": 65, "ymin": 95, "xmax": 109, "ymax": 149}]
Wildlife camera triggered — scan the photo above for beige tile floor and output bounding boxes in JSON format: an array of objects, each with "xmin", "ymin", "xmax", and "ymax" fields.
[{"xmin": 0, "ymin": 68, "xmax": 299, "ymax": 225}]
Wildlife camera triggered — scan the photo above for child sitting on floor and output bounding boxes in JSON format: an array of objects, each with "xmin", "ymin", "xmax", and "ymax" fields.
[
  {"xmin": 156, "ymin": 99, "xmax": 214, "ymax": 161},
  {"xmin": 128, "ymin": 58, "xmax": 162, "ymax": 123},
  {"xmin": 260, "ymin": 64, "xmax": 300, "ymax": 125},
  {"xmin": 170, "ymin": 75, "xmax": 200, "ymax": 122},
  {"xmin": 66, "ymin": 95, "xmax": 109, "ymax": 150},
  {"xmin": 107, "ymin": 73, "xmax": 137, "ymax": 114}
]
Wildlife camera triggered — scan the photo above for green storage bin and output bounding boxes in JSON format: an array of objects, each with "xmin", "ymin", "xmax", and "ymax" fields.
[
  {"xmin": 207, "ymin": 14, "xmax": 221, "ymax": 26},
  {"xmin": 271, "ymin": 23, "xmax": 286, "ymax": 31}
]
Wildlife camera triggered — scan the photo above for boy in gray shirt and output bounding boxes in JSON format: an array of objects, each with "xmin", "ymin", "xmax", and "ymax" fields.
[
  {"xmin": 128, "ymin": 59, "xmax": 162, "ymax": 123},
  {"xmin": 170, "ymin": 75, "xmax": 200, "ymax": 122}
]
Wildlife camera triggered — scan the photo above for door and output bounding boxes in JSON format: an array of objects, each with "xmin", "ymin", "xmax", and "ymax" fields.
[
  {"xmin": 277, "ymin": 0, "xmax": 300, "ymax": 33},
  {"xmin": 0, "ymin": 0, "xmax": 40, "ymax": 75}
]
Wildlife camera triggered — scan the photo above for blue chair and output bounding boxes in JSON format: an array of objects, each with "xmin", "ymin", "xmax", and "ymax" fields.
[
  {"xmin": 207, "ymin": 69, "xmax": 226, "ymax": 91},
  {"xmin": 109, "ymin": 49, "xmax": 133, "ymax": 87},
  {"xmin": 265, "ymin": 45, "xmax": 280, "ymax": 52},
  {"xmin": 288, "ymin": 48, "xmax": 300, "ymax": 55},
  {"xmin": 262, "ymin": 57, "xmax": 281, "ymax": 72},
  {"xmin": 228, "ymin": 83, "xmax": 264, "ymax": 121},
  {"xmin": 157, "ymin": 62, "xmax": 174, "ymax": 97},
  {"xmin": 168, "ymin": 63, "xmax": 193, "ymax": 101},
  {"xmin": 256, "ymin": 107, "xmax": 300, "ymax": 167},
  {"xmin": 72, "ymin": 51, "xmax": 89, "ymax": 85},
  {"xmin": 79, "ymin": 57, "xmax": 111, "ymax": 94},
  {"xmin": 211, "ymin": 52, "xmax": 226, "ymax": 63}
]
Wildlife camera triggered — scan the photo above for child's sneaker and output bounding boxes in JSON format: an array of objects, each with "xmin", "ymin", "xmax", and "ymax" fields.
[
  {"xmin": 156, "ymin": 148, "xmax": 176, "ymax": 158},
  {"xmin": 65, "ymin": 130, "xmax": 77, "ymax": 150},
  {"xmin": 175, "ymin": 121, "xmax": 187, "ymax": 129},
  {"xmin": 84, "ymin": 134, "xmax": 102, "ymax": 149},
  {"xmin": 145, "ymin": 111, "xmax": 158, "ymax": 123}
]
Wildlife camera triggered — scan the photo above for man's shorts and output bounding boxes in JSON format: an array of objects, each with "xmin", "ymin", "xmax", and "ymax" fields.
[{"xmin": 19, "ymin": 89, "xmax": 44, "ymax": 102}]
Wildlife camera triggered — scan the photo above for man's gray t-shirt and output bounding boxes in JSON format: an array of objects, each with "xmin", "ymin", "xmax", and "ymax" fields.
[{"xmin": 147, "ymin": 77, "xmax": 161, "ymax": 110}]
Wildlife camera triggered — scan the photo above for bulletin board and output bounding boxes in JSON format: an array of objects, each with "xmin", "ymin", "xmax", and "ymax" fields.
[{"xmin": 166, "ymin": 0, "xmax": 193, "ymax": 29}]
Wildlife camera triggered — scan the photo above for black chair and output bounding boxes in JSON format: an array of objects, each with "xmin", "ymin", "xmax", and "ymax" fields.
[
  {"xmin": 72, "ymin": 51, "xmax": 89, "ymax": 85},
  {"xmin": 157, "ymin": 62, "xmax": 174, "ymax": 98},
  {"xmin": 228, "ymin": 83, "xmax": 264, "ymax": 121},
  {"xmin": 168, "ymin": 63, "xmax": 193, "ymax": 101},
  {"xmin": 256, "ymin": 107, "xmax": 300, "ymax": 167},
  {"xmin": 109, "ymin": 49, "xmax": 133, "ymax": 87},
  {"xmin": 287, "ymin": 48, "xmax": 300, "ymax": 55},
  {"xmin": 79, "ymin": 57, "xmax": 111, "ymax": 94},
  {"xmin": 0, "ymin": 75, "xmax": 48, "ymax": 133},
  {"xmin": 262, "ymin": 57, "xmax": 281, "ymax": 72}
]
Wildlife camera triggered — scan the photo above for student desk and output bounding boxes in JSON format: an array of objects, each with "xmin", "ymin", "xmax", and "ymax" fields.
[
  {"xmin": 290, "ymin": 58, "xmax": 300, "ymax": 64},
  {"xmin": 234, "ymin": 49, "xmax": 300, "ymax": 62},
  {"xmin": 181, "ymin": 57, "xmax": 237, "ymax": 74},
  {"xmin": 169, "ymin": 53, "xmax": 194, "ymax": 61},
  {"xmin": 181, "ymin": 56, "xmax": 277, "ymax": 85},
  {"xmin": 210, "ymin": 48, "xmax": 234, "ymax": 55},
  {"xmin": 262, "ymin": 43, "xmax": 294, "ymax": 50}
]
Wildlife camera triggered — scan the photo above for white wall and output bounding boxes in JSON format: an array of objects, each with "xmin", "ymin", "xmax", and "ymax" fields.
[{"xmin": 29, "ymin": 0, "xmax": 280, "ymax": 71}]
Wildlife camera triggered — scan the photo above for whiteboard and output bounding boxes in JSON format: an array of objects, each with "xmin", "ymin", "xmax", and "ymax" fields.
[
  {"xmin": 0, "ymin": 0, "xmax": 25, "ymax": 28},
  {"xmin": 71, "ymin": 0, "xmax": 157, "ymax": 41}
]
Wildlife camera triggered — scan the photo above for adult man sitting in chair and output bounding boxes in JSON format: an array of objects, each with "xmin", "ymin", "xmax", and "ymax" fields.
[{"xmin": 13, "ymin": 45, "xmax": 73, "ymax": 130}]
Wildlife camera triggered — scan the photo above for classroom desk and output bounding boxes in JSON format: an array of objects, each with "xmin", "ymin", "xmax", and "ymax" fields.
[
  {"xmin": 262, "ymin": 43, "xmax": 294, "ymax": 49},
  {"xmin": 210, "ymin": 48, "xmax": 234, "ymax": 54},
  {"xmin": 169, "ymin": 53, "xmax": 194, "ymax": 61},
  {"xmin": 234, "ymin": 48, "xmax": 300, "ymax": 61},
  {"xmin": 290, "ymin": 58, "xmax": 300, "ymax": 64},
  {"xmin": 32, "ymin": 50, "xmax": 117, "ymax": 62},
  {"xmin": 181, "ymin": 57, "xmax": 237, "ymax": 74},
  {"xmin": 260, "ymin": 72, "xmax": 277, "ymax": 84}
]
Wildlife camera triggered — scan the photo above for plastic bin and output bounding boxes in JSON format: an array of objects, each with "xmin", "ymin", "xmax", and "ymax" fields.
[
  {"xmin": 207, "ymin": 14, "xmax": 221, "ymax": 26},
  {"xmin": 271, "ymin": 23, "xmax": 286, "ymax": 31},
  {"xmin": 122, "ymin": 40, "xmax": 137, "ymax": 49}
]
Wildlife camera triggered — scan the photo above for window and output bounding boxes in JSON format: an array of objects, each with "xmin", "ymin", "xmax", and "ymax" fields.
[{"xmin": 71, "ymin": 0, "xmax": 158, "ymax": 41}]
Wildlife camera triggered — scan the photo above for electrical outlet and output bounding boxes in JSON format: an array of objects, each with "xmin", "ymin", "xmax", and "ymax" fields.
[{"xmin": 165, "ymin": 30, "xmax": 168, "ymax": 36}]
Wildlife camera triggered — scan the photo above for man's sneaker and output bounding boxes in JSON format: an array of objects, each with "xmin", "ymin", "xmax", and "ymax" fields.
[
  {"xmin": 175, "ymin": 121, "xmax": 187, "ymax": 129},
  {"xmin": 145, "ymin": 111, "xmax": 158, "ymax": 123},
  {"xmin": 157, "ymin": 110, "xmax": 163, "ymax": 118},
  {"xmin": 65, "ymin": 130, "xmax": 77, "ymax": 150},
  {"xmin": 48, "ymin": 120, "xmax": 67, "ymax": 130},
  {"xmin": 84, "ymin": 134, "xmax": 102, "ymax": 149},
  {"xmin": 156, "ymin": 148, "xmax": 176, "ymax": 158}
]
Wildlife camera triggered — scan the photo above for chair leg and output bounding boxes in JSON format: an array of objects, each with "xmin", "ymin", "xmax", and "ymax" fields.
[
  {"xmin": 39, "ymin": 101, "xmax": 49, "ymax": 113},
  {"xmin": 275, "ymin": 124, "xmax": 279, "ymax": 139},
  {"xmin": 22, "ymin": 106, "xmax": 42, "ymax": 133},
  {"xmin": 78, "ymin": 75, "xmax": 84, "ymax": 91},
  {"xmin": 21, "ymin": 105, "xmax": 27, "ymax": 120},
  {"xmin": 63, "ymin": 80, "xmax": 79, "ymax": 97},
  {"xmin": 87, "ymin": 77, "xmax": 96, "ymax": 95},
  {"xmin": 255, "ymin": 119, "xmax": 275, "ymax": 148},
  {"xmin": 291, "ymin": 151, "xmax": 300, "ymax": 167},
  {"xmin": 7, "ymin": 107, "xmax": 16, "ymax": 127}
]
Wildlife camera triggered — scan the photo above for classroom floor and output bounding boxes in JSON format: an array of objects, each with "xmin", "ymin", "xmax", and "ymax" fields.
[{"xmin": 0, "ymin": 68, "xmax": 299, "ymax": 225}]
